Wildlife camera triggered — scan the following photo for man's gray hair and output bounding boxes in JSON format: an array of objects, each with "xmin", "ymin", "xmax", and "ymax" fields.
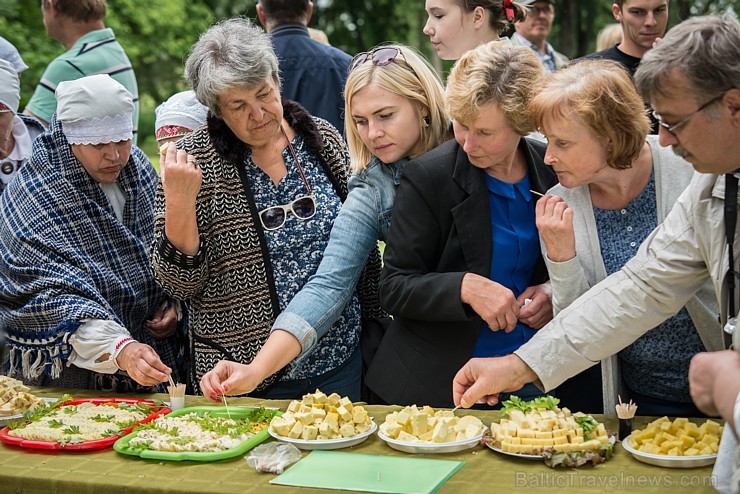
[
  {"xmin": 635, "ymin": 14, "xmax": 740, "ymax": 104},
  {"xmin": 185, "ymin": 17, "xmax": 280, "ymax": 116}
]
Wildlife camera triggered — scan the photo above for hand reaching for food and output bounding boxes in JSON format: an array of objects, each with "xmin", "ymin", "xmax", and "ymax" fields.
[
  {"xmin": 116, "ymin": 342, "xmax": 171, "ymax": 386},
  {"xmin": 200, "ymin": 360, "xmax": 266, "ymax": 402}
]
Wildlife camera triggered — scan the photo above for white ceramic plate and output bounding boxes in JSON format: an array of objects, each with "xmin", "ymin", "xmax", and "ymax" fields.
[
  {"xmin": 486, "ymin": 435, "xmax": 616, "ymax": 461},
  {"xmin": 621, "ymin": 435, "xmax": 717, "ymax": 468},
  {"xmin": 377, "ymin": 428, "xmax": 485, "ymax": 454},
  {"xmin": 268, "ymin": 420, "xmax": 377, "ymax": 450},
  {"xmin": 485, "ymin": 441, "xmax": 544, "ymax": 460},
  {"xmin": 0, "ymin": 397, "xmax": 58, "ymax": 427}
]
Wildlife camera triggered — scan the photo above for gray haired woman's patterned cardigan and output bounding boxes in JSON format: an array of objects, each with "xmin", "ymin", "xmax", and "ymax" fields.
[{"xmin": 151, "ymin": 101, "xmax": 385, "ymax": 394}]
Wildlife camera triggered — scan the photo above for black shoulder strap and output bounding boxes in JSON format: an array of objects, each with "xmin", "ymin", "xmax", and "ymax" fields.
[{"xmin": 724, "ymin": 173, "xmax": 738, "ymax": 348}]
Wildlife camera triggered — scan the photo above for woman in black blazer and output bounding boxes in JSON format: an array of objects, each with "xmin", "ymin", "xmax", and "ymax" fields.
[{"xmin": 366, "ymin": 42, "xmax": 558, "ymax": 407}]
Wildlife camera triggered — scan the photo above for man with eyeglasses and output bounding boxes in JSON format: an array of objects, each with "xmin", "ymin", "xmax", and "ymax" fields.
[
  {"xmin": 512, "ymin": 0, "xmax": 568, "ymax": 73},
  {"xmin": 452, "ymin": 15, "xmax": 740, "ymax": 493}
]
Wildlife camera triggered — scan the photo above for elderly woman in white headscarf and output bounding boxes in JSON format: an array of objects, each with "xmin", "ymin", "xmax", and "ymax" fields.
[
  {"xmin": 154, "ymin": 90, "xmax": 209, "ymax": 146},
  {"xmin": 0, "ymin": 59, "xmax": 44, "ymax": 193},
  {"xmin": 0, "ymin": 74, "xmax": 182, "ymax": 392}
]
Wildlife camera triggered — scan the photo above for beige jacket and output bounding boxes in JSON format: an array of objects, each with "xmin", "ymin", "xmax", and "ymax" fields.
[
  {"xmin": 541, "ymin": 136, "xmax": 723, "ymax": 413},
  {"xmin": 517, "ymin": 171, "xmax": 737, "ymax": 492}
]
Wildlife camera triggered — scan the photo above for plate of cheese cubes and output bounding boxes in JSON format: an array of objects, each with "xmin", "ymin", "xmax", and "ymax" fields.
[
  {"xmin": 268, "ymin": 389, "xmax": 375, "ymax": 450},
  {"xmin": 486, "ymin": 395, "xmax": 613, "ymax": 462},
  {"xmin": 377, "ymin": 405, "xmax": 486, "ymax": 454},
  {"xmin": 622, "ymin": 416, "xmax": 722, "ymax": 468}
]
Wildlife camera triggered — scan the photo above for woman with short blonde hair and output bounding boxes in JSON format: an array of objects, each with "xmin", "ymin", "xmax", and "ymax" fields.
[
  {"xmin": 533, "ymin": 60, "xmax": 719, "ymax": 415},
  {"xmin": 446, "ymin": 39, "xmax": 543, "ymax": 134},
  {"xmin": 366, "ymin": 42, "xmax": 557, "ymax": 407},
  {"xmin": 530, "ymin": 59, "xmax": 649, "ymax": 169}
]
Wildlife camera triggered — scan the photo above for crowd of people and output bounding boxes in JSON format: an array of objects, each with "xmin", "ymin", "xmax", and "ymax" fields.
[{"xmin": 0, "ymin": 0, "xmax": 739, "ymax": 491}]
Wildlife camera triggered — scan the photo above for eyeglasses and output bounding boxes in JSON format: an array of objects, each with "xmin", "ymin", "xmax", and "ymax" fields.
[
  {"xmin": 349, "ymin": 47, "xmax": 407, "ymax": 73},
  {"xmin": 257, "ymin": 126, "xmax": 317, "ymax": 231},
  {"xmin": 652, "ymin": 92, "xmax": 726, "ymax": 136},
  {"xmin": 530, "ymin": 5, "xmax": 554, "ymax": 15}
]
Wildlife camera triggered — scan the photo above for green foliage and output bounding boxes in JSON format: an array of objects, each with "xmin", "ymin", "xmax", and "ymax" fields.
[{"xmin": 2, "ymin": 0, "xmax": 737, "ymax": 152}]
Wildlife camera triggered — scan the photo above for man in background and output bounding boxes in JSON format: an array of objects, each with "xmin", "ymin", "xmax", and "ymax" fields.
[
  {"xmin": 512, "ymin": 0, "xmax": 568, "ymax": 73},
  {"xmin": 257, "ymin": 0, "xmax": 352, "ymax": 133},
  {"xmin": 23, "ymin": 0, "xmax": 139, "ymax": 143},
  {"xmin": 583, "ymin": 0, "xmax": 667, "ymax": 133},
  {"xmin": 583, "ymin": 0, "xmax": 668, "ymax": 76}
]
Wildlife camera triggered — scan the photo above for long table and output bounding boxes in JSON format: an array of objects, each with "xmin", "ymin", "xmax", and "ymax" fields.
[{"xmin": 0, "ymin": 388, "xmax": 720, "ymax": 493}]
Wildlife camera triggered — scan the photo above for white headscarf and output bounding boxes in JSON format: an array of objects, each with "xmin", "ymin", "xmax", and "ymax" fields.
[
  {"xmin": 0, "ymin": 37, "xmax": 28, "ymax": 74},
  {"xmin": 0, "ymin": 59, "xmax": 20, "ymax": 113},
  {"xmin": 154, "ymin": 90, "xmax": 209, "ymax": 141},
  {"xmin": 56, "ymin": 74, "xmax": 135, "ymax": 145}
]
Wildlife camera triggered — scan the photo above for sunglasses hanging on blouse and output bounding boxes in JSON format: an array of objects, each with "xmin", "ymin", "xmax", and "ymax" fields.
[{"xmin": 257, "ymin": 126, "xmax": 317, "ymax": 231}]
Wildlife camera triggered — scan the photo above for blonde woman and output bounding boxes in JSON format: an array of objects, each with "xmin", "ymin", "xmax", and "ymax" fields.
[
  {"xmin": 595, "ymin": 23, "xmax": 622, "ymax": 52},
  {"xmin": 200, "ymin": 45, "xmax": 449, "ymax": 399}
]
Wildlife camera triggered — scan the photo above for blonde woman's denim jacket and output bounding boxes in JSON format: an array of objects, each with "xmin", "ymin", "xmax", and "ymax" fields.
[{"xmin": 273, "ymin": 156, "xmax": 406, "ymax": 358}]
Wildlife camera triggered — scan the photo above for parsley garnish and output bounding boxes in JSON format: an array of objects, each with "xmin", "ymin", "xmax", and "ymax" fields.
[
  {"xmin": 62, "ymin": 425, "xmax": 80, "ymax": 435},
  {"xmin": 574, "ymin": 415, "xmax": 599, "ymax": 440},
  {"xmin": 500, "ymin": 395, "xmax": 560, "ymax": 417}
]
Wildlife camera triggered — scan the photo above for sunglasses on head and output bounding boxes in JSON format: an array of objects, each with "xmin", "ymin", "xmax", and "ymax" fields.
[
  {"xmin": 349, "ymin": 47, "xmax": 406, "ymax": 73},
  {"xmin": 258, "ymin": 126, "xmax": 317, "ymax": 231}
]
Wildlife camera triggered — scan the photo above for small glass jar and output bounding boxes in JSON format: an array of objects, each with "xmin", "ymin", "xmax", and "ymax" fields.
[{"xmin": 618, "ymin": 417, "xmax": 634, "ymax": 440}]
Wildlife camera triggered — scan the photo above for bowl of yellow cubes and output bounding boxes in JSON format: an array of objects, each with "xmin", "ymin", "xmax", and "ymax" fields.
[
  {"xmin": 268, "ymin": 390, "xmax": 376, "ymax": 450},
  {"xmin": 622, "ymin": 416, "xmax": 723, "ymax": 468},
  {"xmin": 377, "ymin": 405, "xmax": 485, "ymax": 454}
]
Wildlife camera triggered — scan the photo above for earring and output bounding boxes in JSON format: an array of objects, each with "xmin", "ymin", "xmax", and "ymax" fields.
[{"xmin": 422, "ymin": 116, "xmax": 430, "ymax": 128}]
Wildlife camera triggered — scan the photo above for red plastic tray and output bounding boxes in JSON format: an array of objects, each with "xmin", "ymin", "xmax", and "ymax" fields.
[{"xmin": 0, "ymin": 397, "xmax": 170, "ymax": 451}]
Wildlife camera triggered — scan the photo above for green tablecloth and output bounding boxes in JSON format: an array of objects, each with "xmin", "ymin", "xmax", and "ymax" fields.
[{"xmin": 0, "ymin": 388, "xmax": 719, "ymax": 493}]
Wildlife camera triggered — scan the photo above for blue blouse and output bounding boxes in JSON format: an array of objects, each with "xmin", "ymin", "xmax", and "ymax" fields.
[
  {"xmin": 244, "ymin": 134, "xmax": 362, "ymax": 380},
  {"xmin": 472, "ymin": 173, "xmax": 539, "ymax": 358},
  {"xmin": 595, "ymin": 171, "xmax": 704, "ymax": 403}
]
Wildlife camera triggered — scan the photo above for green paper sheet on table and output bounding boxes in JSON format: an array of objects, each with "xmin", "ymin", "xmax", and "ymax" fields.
[{"xmin": 270, "ymin": 450, "xmax": 464, "ymax": 494}]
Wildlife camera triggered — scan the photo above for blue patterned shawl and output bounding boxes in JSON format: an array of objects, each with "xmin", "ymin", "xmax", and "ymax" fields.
[{"xmin": 0, "ymin": 115, "xmax": 177, "ymax": 390}]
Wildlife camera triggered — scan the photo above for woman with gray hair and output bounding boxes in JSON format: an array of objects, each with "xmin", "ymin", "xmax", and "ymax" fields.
[{"xmin": 154, "ymin": 18, "xmax": 383, "ymax": 400}]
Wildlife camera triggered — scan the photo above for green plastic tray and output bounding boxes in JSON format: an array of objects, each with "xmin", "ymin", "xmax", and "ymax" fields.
[{"xmin": 113, "ymin": 406, "xmax": 280, "ymax": 462}]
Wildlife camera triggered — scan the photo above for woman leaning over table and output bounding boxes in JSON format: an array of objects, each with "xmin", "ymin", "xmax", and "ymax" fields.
[
  {"xmin": 153, "ymin": 18, "xmax": 384, "ymax": 400},
  {"xmin": 531, "ymin": 60, "xmax": 722, "ymax": 416},
  {"xmin": 199, "ymin": 44, "xmax": 449, "ymax": 401},
  {"xmin": 423, "ymin": 0, "xmax": 528, "ymax": 61},
  {"xmin": 0, "ymin": 75, "xmax": 180, "ymax": 391},
  {"xmin": 365, "ymin": 42, "xmax": 557, "ymax": 408}
]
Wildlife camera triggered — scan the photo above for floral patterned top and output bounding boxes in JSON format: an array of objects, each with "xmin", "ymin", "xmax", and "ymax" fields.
[
  {"xmin": 244, "ymin": 134, "xmax": 362, "ymax": 380},
  {"xmin": 595, "ymin": 171, "xmax": 704, "ymax": 403}
]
